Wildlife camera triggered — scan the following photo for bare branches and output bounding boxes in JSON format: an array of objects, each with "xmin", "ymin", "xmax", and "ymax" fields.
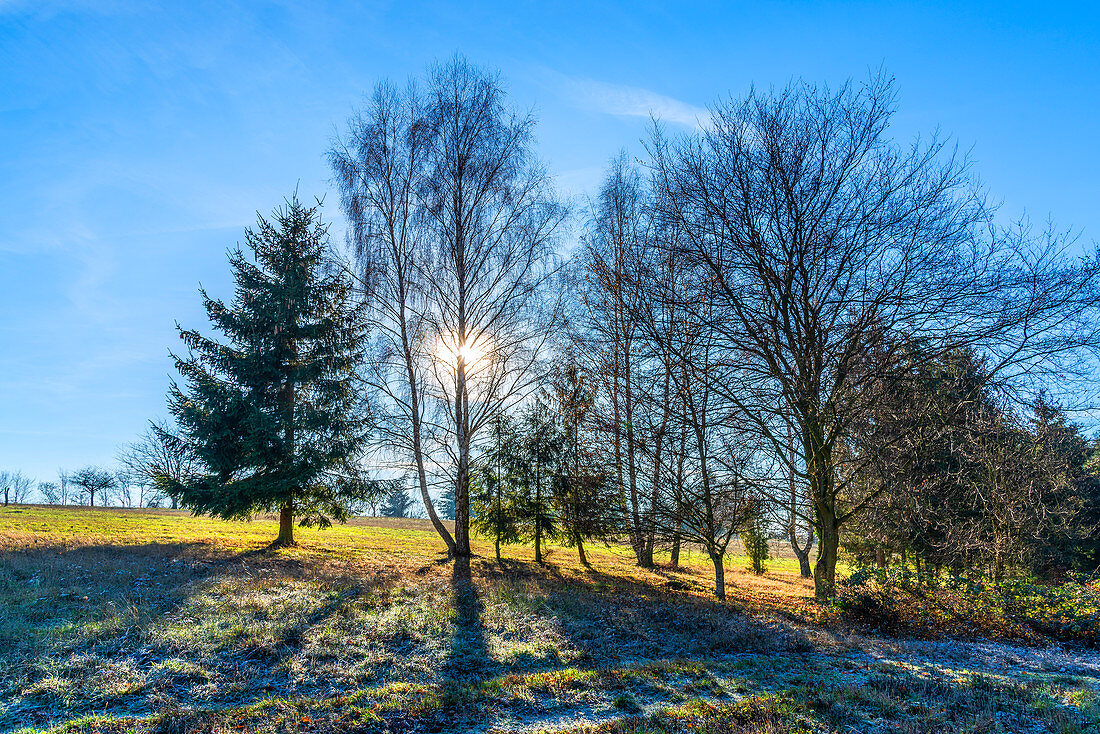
[
  {"xmin": 648, "ymin": 75, "xmax": 1100, "ymax": 597},
  {"xmin": 331, "ymin": 57, "xmax": 566, "ymax": 557}
]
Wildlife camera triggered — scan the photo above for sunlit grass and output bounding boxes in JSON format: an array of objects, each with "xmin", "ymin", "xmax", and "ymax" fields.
[{"xmin": 2, "ymin": 506, "xmax": 1097, "ymax": 734}]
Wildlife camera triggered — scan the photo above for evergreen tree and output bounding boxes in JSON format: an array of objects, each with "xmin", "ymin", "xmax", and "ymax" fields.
[
  {"xmin": 165, "ymin": 196, "xmax": 370, "ymax": 546},
  {"xmin": 438, "ymin": 487, "xmax": 456, "ymax": 522},
  {"xmin": 845, "ymin": 347, "xmax": 1086, "ymax": 581},
  {"xmin": 1027, "ymin": 395, "xmax": 1099, "ymax": 574},
  {"xmin": 518, "ymin": 402, "xmax": 560, "ymax": 564},
  {"xmin": 546, "ymin": 357, "xmax": 619, "ymax": 565},
  {"xmin": 553, "ymin": 471, "xmax": 615, "ymax": 566},
  {"xmin": 741, "ymin": 516, "xmax": 770, "ymax": 575},
  {"xmin": 471, "ymin": 414, "xmax": 522, "ymax": 561},
  {"xmin": 380, "ymin": 482, "xmax": 414, "ymax": 518}
]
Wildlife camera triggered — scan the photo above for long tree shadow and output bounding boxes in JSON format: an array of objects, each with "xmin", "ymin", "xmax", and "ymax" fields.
[
  {"xmin": 476, "ymin": 556, "xmax": 811, "ymax": 666},
  {"xmin": 444, "ymin": 556, "xmax": 491, "ymax": 680},
  {"xmin": 0, "ymin": 540, "xmax": 397, "ymax": 732}
]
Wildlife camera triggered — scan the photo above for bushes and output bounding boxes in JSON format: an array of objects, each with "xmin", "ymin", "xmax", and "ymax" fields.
[
  {"xmin": 833, "ymin": 569, "xmax": 1100, "ymax": 644},
  {"xmin": 740, "ymin": 521, "xmax": 769, "ymax": 575},
  {"xmin": 996, "ymin": 575, "xmax": 1100, "ymax": 643}
]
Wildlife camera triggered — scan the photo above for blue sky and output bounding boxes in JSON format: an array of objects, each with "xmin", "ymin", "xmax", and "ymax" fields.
[{"xmin": 2, "ymin": 0, "xmax": 1099, "ymax": 482}]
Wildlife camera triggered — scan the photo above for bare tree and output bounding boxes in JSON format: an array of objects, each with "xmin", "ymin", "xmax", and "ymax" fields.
[
  {"xmin": 38, "ymin": 481, "xmax": 61, "ymax": 505},
  {"xmin": 779, "ymin": 425, "xmax": 814, "ymax": 578},
  {"xmin": 651, "ymin": 76, "xmax": 1100, "ymax": 598},
  {"xmin": 335, "ymin": 57, "xmax": 565, "ymax": 559},
  {"xmin": 650, "ymin": 260, "xmax": 762, "ymax": 599},
  {"xmin": 0, "ymin": 470, "xmax": 33, "ymax": 505},
  {"xmin": 119, "ymin": 420, "xmax": 196, "ymax": 509},
  {"xmin": 578, "ymin": 154, "xmax": 657, "ymax": 567},
  {"xmin": 58, "ymin": 469, "xmax": 71, "ymax": 506},
  {"xmin": 419, "ymin": 57, "xmax": 566, "ymax": 558},
  {"xmin": 70, "ymin": 466, "xmax": 116, "ymax": 507},
  {"xmin": 331, "ymin": 79, "xmax": 457, "ymax": 556},
  {"xmin": 115, "ymin": 470, "xmax": 135, "ymax": 508}
]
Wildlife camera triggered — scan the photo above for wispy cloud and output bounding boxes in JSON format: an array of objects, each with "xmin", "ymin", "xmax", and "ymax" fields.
[
  {"xmin": 547, "ymin": 71, "xmax": 710, "ymax": 129},
  {"xmin": 0, "ymin": 0, "xmax": 132, "ymax": 17}
]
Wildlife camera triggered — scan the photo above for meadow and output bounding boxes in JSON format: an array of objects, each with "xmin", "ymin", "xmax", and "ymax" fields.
[{"xmin": 2, "ymin": 506, "xmax": 1099, "ymax": 733}]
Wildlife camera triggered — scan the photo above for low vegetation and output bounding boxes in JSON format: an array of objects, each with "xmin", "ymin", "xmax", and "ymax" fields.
[
  {"xmin": 832, "ymin": 569, "xmax": 1100, "ymax": 645},
  {"xmin": 3, "ymin": 507, "xmax": 1100, "ymax": 733}
]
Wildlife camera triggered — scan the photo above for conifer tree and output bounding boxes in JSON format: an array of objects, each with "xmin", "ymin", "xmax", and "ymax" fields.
[
  {"xmin": 518, "ymin": 402, "xmax": 560, "ymax": 564},
  {"xmin": 164, "ymin": 196, "xmax": 370, "ymax": 546},
  {"xmin": 380, "ymin": 482, "xmax": 414, "ymax": 518},
  {"xmin": 546, "ymin": 357, "xmax": 619, "ymax": 566},
  {"xmin": 438, "ymin": 488, "xmax": 456, "ymax": 522},
  {"xmin": 741, "ymin": 516, "xmax": 770, "ymax": 575},
  {"xmin": 471, "ymin": 414, "xmax": 523, "ymax": 561}
]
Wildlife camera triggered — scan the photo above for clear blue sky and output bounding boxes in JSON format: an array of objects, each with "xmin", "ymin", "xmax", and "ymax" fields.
[{"xmin": 2, "ymin": 0, "xmax": 1098, "ymax": 482}]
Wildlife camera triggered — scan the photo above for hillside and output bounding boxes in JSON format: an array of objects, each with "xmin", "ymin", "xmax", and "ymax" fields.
[{"xmin": 2, "ymin": 506, "xmax": 1098, "ymax": 733}]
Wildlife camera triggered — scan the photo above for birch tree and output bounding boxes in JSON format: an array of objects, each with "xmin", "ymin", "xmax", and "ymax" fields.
[{"xmin": 333, "ymin": 57, "xmax": 565, "ymax": 558}]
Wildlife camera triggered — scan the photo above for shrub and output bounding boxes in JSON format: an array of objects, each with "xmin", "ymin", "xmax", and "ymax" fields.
[{"xmin": 741, "ymin": 520, "xmax": 769, "ymax": 575}]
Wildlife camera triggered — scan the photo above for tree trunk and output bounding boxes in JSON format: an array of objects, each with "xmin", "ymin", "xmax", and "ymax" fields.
[
  {"xmin": 414, "ymin": 418, "xmax": 456, "ymax": 556},
  {"xmin": 805, "ymin": 418, "xmax": 839, "ymax": 599},
  {"xmin": 275, "ymin": 344, "xmax": 298, "ymax": 548},
  {"xmin": 495, "ymin": 528, "xmax": 501, "ymax": 562},
  {"xmin": 453, "ymin": 354, "xmax": 471, "ymax": 558},
  {"xmin": 610, "ymin": 352, "xmax": 629, "ymax": 561},
  {"xmin": 625, "ymin": 395, "xmax": 644, "ymax": 565},
  {"xmin": 534, "ymin": 477, "xmax": 543, "ymax": 564},
  {"xmin": 576, "ymin": 533, "xmax": 588, "ymax": 566},
  {"xmin": 791, "ymin": 534, "xmax": 813, "ymax": 578},
  {"xmin": 642, "ymin": 358, "xmax": 672, "ymax": 569},
  {"xmin": 787, "ymin": 423, "xmax": 813, "ymax": 579},
  {"xmin": 402, "ymin": 315, "xmax": 456, "ymax": 557},
  {"xmin": 275, "ymin": 500, "xmax": 295, "ymax": 546},
  {"xmin": 671, "ymin": 429, "xmax": 685, "ymax": 571},
  {"xmin": 876, "ymin": 546, "xmax": 886, "ymax": 569},
  {"xmin": 814, "ymin": 502, "xmax": 839, "ymax": 599},
  {"xmin": 710, "ymin": 552, "xmax": 726, "ymax": 601}
]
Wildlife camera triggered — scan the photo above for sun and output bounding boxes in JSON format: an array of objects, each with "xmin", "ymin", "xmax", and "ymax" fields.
[{"xmin": 437, "ymin": 333, "xmax": 488, "ymax": 369}]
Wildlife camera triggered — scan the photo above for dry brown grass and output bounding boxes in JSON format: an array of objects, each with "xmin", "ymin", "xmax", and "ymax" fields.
[
  {"xmin": 0, "ymin": 506, "xmax": 804, "ymax": 732},
  {"xmin": 3, "ymin": 506, "xmax": 1097, "ymax": 734}
]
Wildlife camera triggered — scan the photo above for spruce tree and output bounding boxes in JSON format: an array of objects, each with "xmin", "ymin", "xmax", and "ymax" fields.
[
  {"xmin": 379, "ymin": 483, "xmax": 414, "ymax": 518},
  {"xmin": 164, "ymin": 196, "xmax": 370, "ymax": 546},
  {"xmin": 741, "ymin": 517, "xmax": 770, "ymax": 575},
  {"xmin": 471, "ymin": 414, "xmax": 523, "ymax": 561},
  {"xmin": 438, "ymin": 488, "xmax": 456, "ymax": 522},
  {"xmin": 545, "ymin": 359, "xmax": 618, "ymax": 566},
  {"xmin": 518, "ymin": 402, "xmax": 560, "ymax": 564}
]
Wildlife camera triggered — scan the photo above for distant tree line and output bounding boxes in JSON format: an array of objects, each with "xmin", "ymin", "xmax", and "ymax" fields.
[
  {"xmin": 2, "ymin": 461, "xmax": 171, "ymax": 509},
  {"xmin": 12, "ymin": 58, "xmax": 1100, "ymax": 601}
]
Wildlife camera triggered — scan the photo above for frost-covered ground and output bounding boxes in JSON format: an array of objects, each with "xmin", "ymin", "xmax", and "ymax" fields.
[{"xmin": 2, "ymin": 507, "xmax": 1097, "ymax": 733}]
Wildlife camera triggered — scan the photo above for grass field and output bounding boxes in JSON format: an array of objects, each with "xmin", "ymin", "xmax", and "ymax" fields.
[{"xmin": 2, "ymin": 506, "xmax": 1099, "ymax": 733}]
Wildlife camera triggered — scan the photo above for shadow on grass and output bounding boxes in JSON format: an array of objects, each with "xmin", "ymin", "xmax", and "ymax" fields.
[
  {"xmin": 8, "ymin": 538, "xmax": 1094, "ymax": 734},
  {"xmin": 54, "ymin": 642, "xmax": 1099, "ymax": 734},
  {"xmin": 0, "ymin": 541, "xmax": 397, "ymax": 732},
  {"xmin": 1, "ymin": 537, "xmax": 803, "ymax": 733},
  {"xmin": 470, "ymin": 555, "xmax": 810, "ymax": 667},
  {"xmin": 445, "ymin": 556, "xmax": 490, "ymax": 679}
]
